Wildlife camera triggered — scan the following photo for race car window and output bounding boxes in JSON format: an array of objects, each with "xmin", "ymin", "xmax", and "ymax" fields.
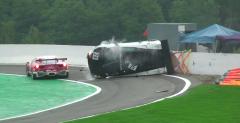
[
  {"xmin": 103, "ymin": 48, "xmax": 119, "ymax": 62},
  {"xmin": 41, "ymin": 59, "xmax": 58, "ymax": 65}
]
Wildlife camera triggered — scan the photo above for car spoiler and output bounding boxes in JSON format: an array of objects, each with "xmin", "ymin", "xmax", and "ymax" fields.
[{"xmin": 36, "ymin": 58, "xmax": 67, "ymax": 61}]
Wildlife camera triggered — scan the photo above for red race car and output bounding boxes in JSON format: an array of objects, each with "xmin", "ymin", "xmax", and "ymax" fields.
[{"xmin": 26, "ymin": 56, "xmax": 69, "ymax": 79}]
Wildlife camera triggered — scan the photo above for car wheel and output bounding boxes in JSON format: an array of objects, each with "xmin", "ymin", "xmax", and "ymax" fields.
[
  {"xmin": 32, "ymin": 74, "xmax": 37, "ymax": 80},
  {"xmin": 65, "ymin": 72, "xmax": 69, "ymax": 78},
  {"xmin": 99, "ymin": 74, "xmax": 107, "ymax": 79}
]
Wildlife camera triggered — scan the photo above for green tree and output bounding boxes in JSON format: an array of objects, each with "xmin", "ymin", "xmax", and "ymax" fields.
[
  {"xmin": 215, "ymin": 0, "xmax": 240, "ymax": 29},
  {"xmin": 103, "ymin": 0, "xmax": 164, "ymax": 42},
  {"xmin": 170, "ymin": 0, "xmax": 219, "ymax": 27},
  {"xmin": 43, "ymin": 0, "xmax": 165, "ymax": 45},
  {"xmin": 0, "ymin": 0, "xmax": 239, "ymax": 45},
  {"xmin": 23, "ymin": 25, "xmax": 47, "ymax": 44},
  {"xmin": 11, "ymin": 0, "xmax": 50, "ymax": 42},
  {"xmin": 44, "ymin": 0, "xmax": 86, "ymax": 44},
  {"xmin": 0, "ymin": 21, "xmax": 16, "ymax": 43},
  {"xmin": 124, "ymin": 0, "xmax": 161, "ymax": 40},
  {"xmin": 157, "ymin": 0, "xmax": 174, "ymax": 22}
]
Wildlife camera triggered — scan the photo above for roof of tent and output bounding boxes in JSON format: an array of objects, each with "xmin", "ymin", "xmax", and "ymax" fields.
[
  {"xmin": 181, "ymin": 24, "xmax": 240, "ymax": 43},
  {"xmin": 216, "ymin": 34, "xmax": 240, "ymax": 41}
]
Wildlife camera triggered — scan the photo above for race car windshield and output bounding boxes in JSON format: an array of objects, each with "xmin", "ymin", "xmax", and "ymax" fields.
[{"xmin": 41, "ymin": 59, "xmax": 58, "ymax": 65}]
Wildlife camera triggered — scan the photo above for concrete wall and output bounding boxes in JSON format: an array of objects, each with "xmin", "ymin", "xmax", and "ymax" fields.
[
  {"xmin": 175, "ymin": 52, "xmax": 240, "ymax": 75},
  {"xmin": 1, "ymin": 44, "xmax": 240, "ymax": 75},
  {"xmin": 0, "ymin": 44, "xmax": 94, "ymax": 66}
]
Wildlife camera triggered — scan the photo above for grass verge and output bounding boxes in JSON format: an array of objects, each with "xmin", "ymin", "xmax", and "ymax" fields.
[{"xmin": 67, "ymin": 85, "xmax": 240, "ymax": 123}]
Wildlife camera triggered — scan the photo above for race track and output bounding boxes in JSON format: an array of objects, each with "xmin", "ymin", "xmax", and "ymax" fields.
[{"xmin": 0, "ymin": 65, "xmax": 199, "ymax": 123}]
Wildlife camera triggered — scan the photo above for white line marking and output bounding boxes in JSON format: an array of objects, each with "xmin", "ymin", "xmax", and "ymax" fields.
[
  {"xmin": 0, "ymin": 73, "xmax": 25, "ymax": 77},
  {"xmin": 0, "ymin": 73, "xmax": 102, "ymax": 121},
  {"xmin": 67, "ymin": 74, "xmax": 191, "ymax": 121},
  {"xmin": 162, "ymin": 75, "xmax": 191, "ymax": 99}
]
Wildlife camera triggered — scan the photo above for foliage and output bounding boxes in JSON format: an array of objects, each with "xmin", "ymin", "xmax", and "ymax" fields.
[
  {"xmin": 170, "ymin": 0, "xmax": 219, "ymax": 27},
  {"xmin": 0, "ymin": 21, "xmax": 16, "ymax": 43},
  {"xmin": 23, "ymin": 25, "xmax": 49, "ymax": 44},
  {"xmin": 0, "ymin": 0, "xmax": 239, "ymax": 45}
]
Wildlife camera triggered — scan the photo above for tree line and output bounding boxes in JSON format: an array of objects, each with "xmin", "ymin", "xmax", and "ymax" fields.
[{"xmin": 0, "ymin": 0, "xmax": 239, "ymax": 45}]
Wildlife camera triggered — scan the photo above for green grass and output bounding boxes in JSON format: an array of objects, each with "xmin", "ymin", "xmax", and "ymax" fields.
[
  {"xmin": 67, "ymin": 85, "xmax": 240, "ymax": 123},
  {"xmin": 0, "ymin": 74, "xmax": 97, "ymax": 119}
]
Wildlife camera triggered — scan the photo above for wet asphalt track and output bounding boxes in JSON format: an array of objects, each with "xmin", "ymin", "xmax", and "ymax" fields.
[{"xmin": 0, "ymin": 65, "xmax": 200, "ymax": 123}]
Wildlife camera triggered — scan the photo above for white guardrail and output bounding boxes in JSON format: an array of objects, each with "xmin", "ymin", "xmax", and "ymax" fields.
[
  {"xmin": 1, "ymin": 44, "xmax": 240, "ymax": 75},
  {"xmin": 0, "ymin": 44, "xmax": 94, "ymax": 66}
]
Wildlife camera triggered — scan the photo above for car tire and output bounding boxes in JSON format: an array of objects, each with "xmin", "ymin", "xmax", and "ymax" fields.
[
  {"xmin": 65, "ymin": 72, "xmax": 69, "ymax": 78},
  {"xmin": 32, "ymin": 74, "xmax": 37, "ymax": 80},
  {"xmin": 99, "ymin": 74, "xmax": 107, "ymax": 79}
]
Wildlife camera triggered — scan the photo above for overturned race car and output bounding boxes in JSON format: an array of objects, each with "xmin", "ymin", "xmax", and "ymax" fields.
[
  {"xmin": 87, "ymin": 40, "xmax": 174, "ymax": 78},
  {"xmin": 26, "ymin": 56, "xmax": 69, "ymax": 79}
]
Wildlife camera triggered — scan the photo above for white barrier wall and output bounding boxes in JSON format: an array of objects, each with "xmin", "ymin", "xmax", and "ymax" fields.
[
  {"xmin": 0, "ymin": 44, "xmax": 95, "ymax": 66},
  {"xmin": 1, "ymin": 44, "xmax": 240, "ymax": 75},
  {"xmin": 180, "ymin": 52, "xmax": 240, "ymax": 75}
]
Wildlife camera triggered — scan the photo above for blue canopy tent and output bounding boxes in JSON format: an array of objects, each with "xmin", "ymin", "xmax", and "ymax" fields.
[
  {"xmin": 181, "ymin": 24, "xmax": 240, "ymax": 44},
  {"xmin": 217, "ymin": 34, "xmax": 240, "ymax": 41},
  {"xmin": 216, "ymin": 34, "xmax": 240, "ymax": 53}
]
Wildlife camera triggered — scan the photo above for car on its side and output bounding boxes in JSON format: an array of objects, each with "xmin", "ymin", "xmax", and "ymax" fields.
[
  {"xmin": 87, "ymin": 40, "xmax": 174, "ymax": 78},
  {"xmin": 26, "ymin": 56, "xmax": 69, "ymax": 79}
]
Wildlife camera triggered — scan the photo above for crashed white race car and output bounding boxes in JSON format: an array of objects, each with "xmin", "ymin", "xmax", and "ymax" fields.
[{"xmin": 87, "ymin": 40, "xmax": 174, "ymax": 78}]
